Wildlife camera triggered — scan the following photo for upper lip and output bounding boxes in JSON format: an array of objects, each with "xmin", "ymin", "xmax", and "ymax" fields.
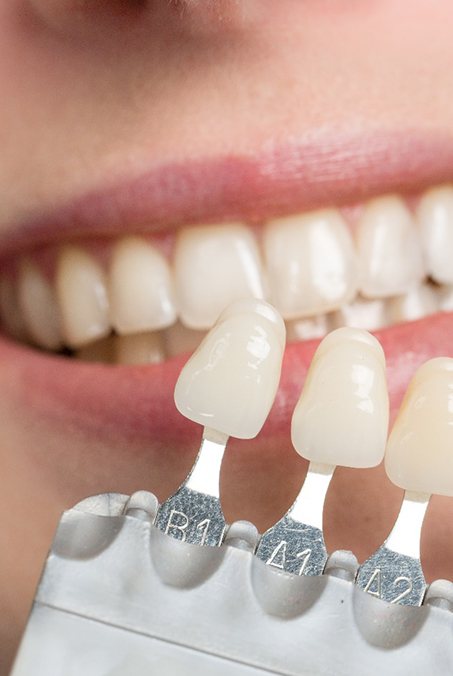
[{"xmin": 2, "ymin": 127, "xmax": 453, "ymax": 256}]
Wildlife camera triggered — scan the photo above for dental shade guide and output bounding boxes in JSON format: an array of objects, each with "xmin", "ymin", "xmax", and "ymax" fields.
[
  {"xmin": 155, "ymin": 299, "xmax": 286, "ymax": 546},
  {"xmin": 256, "ymin": 328, "xmax": 389, "ymax": 576},
  {"xmin": 356, "ymin": 358, "xmax": 453, "ymax": 607},
  {"xmin": 11, "ymin": 316, "xmax": 453, "ymax": 675}
]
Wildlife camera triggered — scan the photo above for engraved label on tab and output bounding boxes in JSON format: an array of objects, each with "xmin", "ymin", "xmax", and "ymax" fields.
[
  {"xmin": 390, "ymin": 576, "xmax": 413, "ymax": 605},
  {"xmin": 296, "ymin": 548, "xmax": 312, "ymax": 575},
  {"xmin": 196, "ymin": 518, "xmax": 211, "ymax": 546},
  {"xmin": 364, "ymin": 568, "xmax": 382, "ymax": 598},
  {"xmin": 165, "ymin": 509, "xmax": 189, "ymax": 541},
  {"xmin": 266, "ymin": 540, "xmax": 287, "ymax": 569}
]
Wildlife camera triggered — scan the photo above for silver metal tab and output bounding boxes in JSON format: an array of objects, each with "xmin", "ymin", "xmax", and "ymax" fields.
[
  {"xmin": 155, "ymin": 431, "xmax": 228, "ymax": 546},
  {"xmin": 255, "ymin": 463, "xmax": 334, "ymax": 576},
  {"xmin": 355, "ymin": 491, "xmax": 430, "ymax": 606}
]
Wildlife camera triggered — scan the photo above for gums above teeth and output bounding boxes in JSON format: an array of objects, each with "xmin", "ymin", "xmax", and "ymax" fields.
[{"xmin": 1, "ymin": 182, "xmax": 453, "ymax": 361}]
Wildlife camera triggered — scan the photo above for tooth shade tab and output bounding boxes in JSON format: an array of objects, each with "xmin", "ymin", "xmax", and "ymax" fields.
[
  {"xmin": 18, "ymin": 259, "xmax": 62, "ymax": 351},
  {"xmin": 291, "ymin": 327, "xmax": 389, "ymax": 468},
  {"xmin": 264, "ymin": 209, "xmax": 358, "ymax": 319},
  {"xmin": 174, "ymin": 223, "xmax": 265, "ymax": 330},
  {"xmin": 356, "ymin": 195, "xmax": 425, "ymax": 298},
  {"xmin": 56, "ymin": 245, "xmax": 110, "ymax": 348},
  {"xmin": 174, "ymin": 299, "xmax": 285, "ymax": 439},
  {"xmin": 109, "ymin": 237, "xmax": 177, "ymax": 335},
  {"xmin": 417, "ymin": 184, "xmax": 453, "ymax": 285},
  {"xmin": 385, "ymin": 357, "xmax": 453, "ymax": 496}
]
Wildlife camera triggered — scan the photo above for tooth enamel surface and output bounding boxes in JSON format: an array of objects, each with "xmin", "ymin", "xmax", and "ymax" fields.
[
  {"xmin": 385, "ymin": 358, "xmax": 453, "ymax": 496},
  {"xmin": 174, "ymin": 223, "xmax": 266, "ymax": 330},
  {"xmin": 387, "ymin": 283, "xmax": 438, "ymax": 325},
  {"xmin": 17, "ymin": 259, "xmax": 62, "ymax": 351},
  {"xmin": 109, "ymin": 237, "xmax": 176, "ymax": 335},
  {"xmin": 0, "ymin": 276, "xmax": 29, "ymax": 341},
  {"xmin": 417, "ymin": 185, "xmax": 453, "ymax": 285},
  {"xmin": 291, "ymin": 327, "xmax": 389, "ymax": 468},
  {"xmin": 56, "ymin": 245, "xmax": 110, "ymax": 348},
  {"xmin": 330, "ymin": 296, "xmax": 389, "ymax": 332},
  {"xmin": 357, "ymin": 195, "xmax": 425, "ymax": 298},
  {"xmin": 286, "ymin": 315, "xmax": 330, "ymax": 342},
  {"xmin": 115, "ymin": 332, "xmax": 165, "ymax": 365},
  {"xmin": 174, "ymin": 299, "xmax": 285, "ymax": 439},
  {"xmin": 264, "ymin": 209, "xmax": 358, "ymax": 319}
]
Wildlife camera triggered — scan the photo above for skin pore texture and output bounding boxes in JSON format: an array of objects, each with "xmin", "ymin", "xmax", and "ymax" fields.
[{"xmin": 2, "ymin": 0, "xmax": 453, "ymax": 671}]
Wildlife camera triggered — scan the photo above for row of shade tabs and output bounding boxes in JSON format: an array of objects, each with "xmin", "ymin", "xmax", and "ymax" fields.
[{"xmin": 152, "ymin": 298, "xmax": 452, "ymax": 607}]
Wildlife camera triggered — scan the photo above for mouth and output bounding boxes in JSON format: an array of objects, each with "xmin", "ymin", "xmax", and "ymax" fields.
[{"xmin": 2, "ymin": 129, "xmax": 453, "ymax": 568}]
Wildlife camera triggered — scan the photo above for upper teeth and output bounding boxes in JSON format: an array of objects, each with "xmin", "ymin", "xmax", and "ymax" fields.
[{"xmin": 1, "ymin": 183, "xmax": 452, "ymax": 358}]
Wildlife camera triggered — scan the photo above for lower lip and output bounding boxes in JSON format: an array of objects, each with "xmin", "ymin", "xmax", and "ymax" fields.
[{"xmin": 1, "ymin": 312, "xmax": 451, "ymax": 453}]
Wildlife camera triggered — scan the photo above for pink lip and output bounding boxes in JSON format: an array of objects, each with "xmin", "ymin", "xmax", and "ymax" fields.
[{"xmin": 2, "ymin": 128, "xmax": 453, "ymax": 256}]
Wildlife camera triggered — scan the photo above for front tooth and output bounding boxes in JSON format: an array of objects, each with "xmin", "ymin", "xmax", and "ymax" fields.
[
  {"xmin": 356, "ymin": 195, "xmax": 425, "ymax": 298},
  {"xmin": 56, "ymin": 245, "xmax": 110, "ymax": 348},
  {"xmin": 330, "ymin": 296, "xmax": 389, "ymax": 331},
  {"xmin": 387, "ymin": 283, "xmax": 438, "ymax": 325},
  {"xmin": 115, "ymin": 332, "xmax": 165, "ymax": 365},
  {"xmin": 174, "ymin": 223, "xmax": 265, "ymax": 330},
  {"xmin": 417, "ymin": 184, "xmax": 453, "ymax": 284},
  {"xmin": 0, "ymin": 276, "xmax": 28, "ymax": 341},
  {"xmin": 17, "ymin": 259, "xmax": 62, "ymax": 350},
  {"xmin": 263, "ymin": 209, "xmax": 358, "ymax": 319},
  {"xmin": 291, "ymin": 327, "xmax": 389, "ymax": 468},
  {"xmin": 385, "ymin": 358, "xmax": 453, "ymax": 496},
  {"xmin": 174, "ymin": 299, "xmax": 285, "ymax": 439},
  {"xmin": 286, "ymin": 315, "xmax": 330, "ymax": 342},
  {"xmin": 109, "ymin": 237, "xmax": 176, "ymax": 334}
]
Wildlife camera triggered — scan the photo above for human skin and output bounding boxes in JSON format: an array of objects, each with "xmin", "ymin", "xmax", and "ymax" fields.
[{"xmin": 2, "ymin": 0, "xmax": 453, "ymax": 671}]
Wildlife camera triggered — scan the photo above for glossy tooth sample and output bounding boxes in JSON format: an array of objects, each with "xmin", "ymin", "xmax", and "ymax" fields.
[
  {"xmin": 17, "ymin": 259, "xmax": 62, "ymax": 350},
  {"xmin": 291, "ymin": 327, "xmax": 389, "ymax": 468},
  {"xmin": 164, "ymin": 322, "xmax": 206, "ymax": 358},
  {"xmin": 264, "ymin": 209, "xmax": 358, "ymax": 319},
  {"xmin": 174, "ymin": 299, "xmax": 285, "ymax": 439},
  {"xmin": 109, "ymin": 237, "xmax": 176, "ymax": 334},
  {"xmin": 0, "ymin": 276, "xmax": 28, "ymax": 341},
  {"xmin": 56, "ymin": 245, "xmax": 110, "ymax": 348},
  {"xmin": 115, "ymin": 332, "xmax": 164, "ymax": 365},
  {"xmin": 417, "ymin": 184, "xmax": 453, "ymax": 284},
  {"xmin": 174, "ymin": 223, "xmax": 265, "ymax": 329},
  {"xmin": 76, "ymin": 336, "xmax": 115, "ymax": 363},
  {"xmin": 388, "ymin": 283, "xmax": 438, "ymax": 325},
  {"xmin": 330, "ymin": 296, "xmax": 389, "ymax": 332},
  {"xmin": 357, "ymin": 195, "xmax": 425, "ymax": 298},
  {"xmin": 386, "ymin": 358, "xmax": 453, "ymax": 496},
  {"xmin": 286, "ymin": 315, "xmax": 330, "ymax": 342}
]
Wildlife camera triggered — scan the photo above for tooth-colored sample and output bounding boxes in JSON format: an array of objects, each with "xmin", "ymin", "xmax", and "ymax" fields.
[
  {"xmin": 417, "ymin": 185, "xmax": 453, "ymax": 284},
  {"xmin": 164, "ymin": 322, "xmax": 206, "ymax": 357},
  {"xmin": 17, "ymin": 259, "xmax": 62, "ymax": 350},
  {"xmin": 286, "ymin": 315, "xmax": 330, "ymax": 342},
  {"xmin": 109, "ymin": 237, "xmax": 176, "ymax": 334},
  {"xmin": 263, "ymin": 209, "xmax": 358, "ymax": 319},
  {"xmin": 387, "ymin": 284, "xmax": 438, "ymax": 325},
  {"xmin": 356, "ymin": 195, "xmax": 425, "ymax": 298},
  {"xmin": 330, "ymin": 296, "xmax": 389, "ymax": 332},
  {"xmin": 115, "ymin": 332, "xmax": 164, "ymax": 365},
  {"xmin": 56, "ymin": 245, "xmax": 110, "ymax": 347},
  {"xmin": 76, "ymin": 336, "xmax": 115, "ymax": 363},
  {"xmin": 174, "ymin": 223, "xmax": 266, "ymax": 329},
  {"xmin": 174, "ymin": 299, "xmax": 285, "ymax": 439},
  {"xmin": 385, "ymin": 358, "xmax": 453, "ymax": 496},
  {"xmin": 0, "ymin": 276, "xmax": 28, "ymax": 341},
  {"xmin": 291, "ymin": 327, "xmax": 389, "ymax": 468}
]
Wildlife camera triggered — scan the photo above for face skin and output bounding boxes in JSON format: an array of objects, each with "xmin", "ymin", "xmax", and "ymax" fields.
[{"xmin": 2, "ymin": 0, "xmax": 453, "ymax": 670}]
